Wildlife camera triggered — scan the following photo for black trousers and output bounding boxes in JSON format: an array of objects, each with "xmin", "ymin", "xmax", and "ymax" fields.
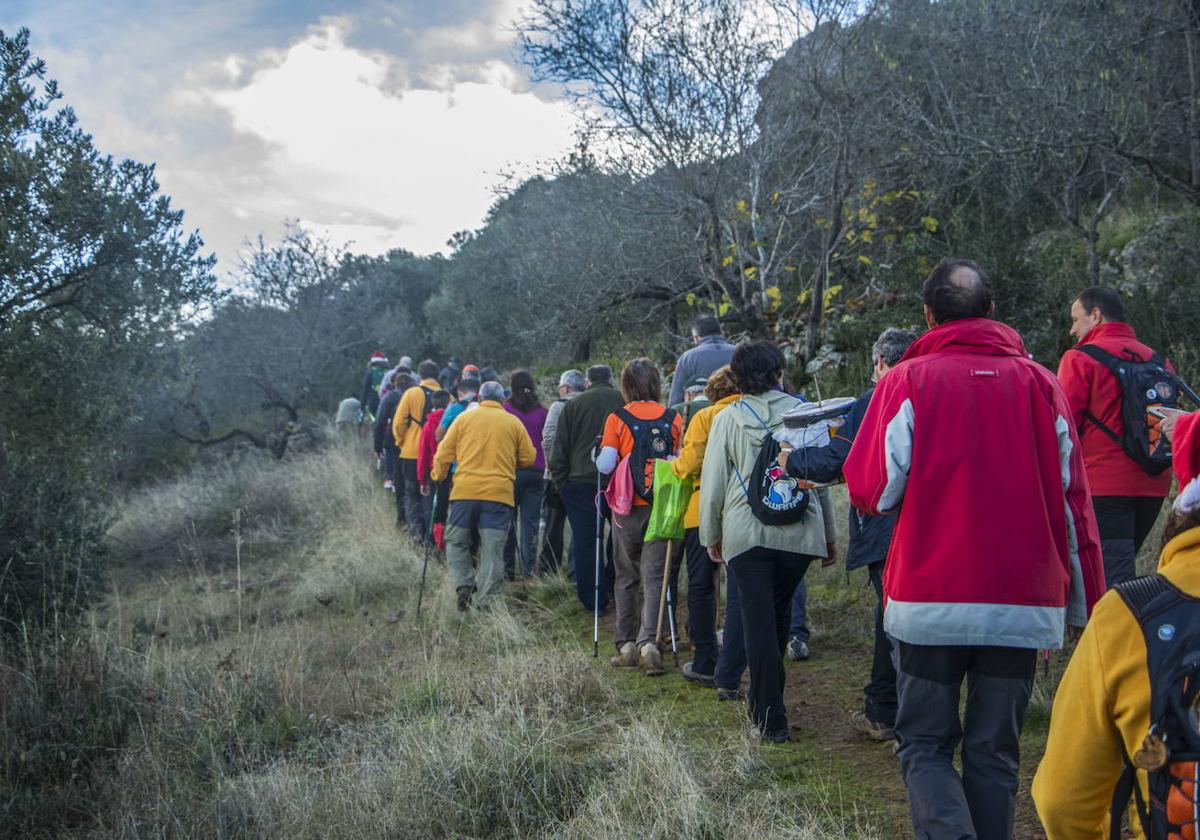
[
  {"xmin": 864, "ymin": 562, "xmax": 897, "ymax": 726},
  {"xmin": 684, "ymin": 528, "xmax": 718, "ymax": 675},
  {"xmin": 895, "ymin": 643, "xmax": 1036, "ymax": 840},
  {"xmin": 1092, "ymin": 495, "xmax": 1164, "ymax": 586},
  {"xmin": 560, "ymin": 480, "xmax": 615, "ymax": 612},
  {"xmin": 538, "ymin": 484, "xmax": 568, "ymax": 577},
  {"xmin": 727, "ymin": 547, "xmax": 811, "ymax": 738},
  {"xmin": 399, "ymin": 458, "xmax": 431, "ymax": 541}
]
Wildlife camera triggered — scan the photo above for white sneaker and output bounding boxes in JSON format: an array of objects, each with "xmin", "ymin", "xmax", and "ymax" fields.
[{"xmin": 383, "ymin": 480, "xmax": 395, "ymax": 492}]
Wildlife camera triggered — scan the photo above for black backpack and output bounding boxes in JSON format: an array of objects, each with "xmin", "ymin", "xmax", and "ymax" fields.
[
  {"xmin": 414, "ymin": 386, "xmax": 436, "ymax": 427},
  {"xmin": 614, "ymin": 407, "xmax": 676, "ymax": 502},
  {"xmin": 1109, "ymin": 574, "xmax": 1200, "ymax": 840},
  {"xmin": 1075, "ymin": 345, "xmax": 1196, "ymax": 476},
  {"xmin": 732, "ymin": 404, "xmax": 810, "ymax": 526}
]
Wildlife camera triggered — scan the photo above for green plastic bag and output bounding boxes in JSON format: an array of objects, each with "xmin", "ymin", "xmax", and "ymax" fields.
[{"xmin": 645, "ymin": 458, "xmax": 693, "ymax": 543}]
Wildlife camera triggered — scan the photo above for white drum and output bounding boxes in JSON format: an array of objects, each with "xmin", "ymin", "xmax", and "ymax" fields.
[{"xmin": 777, "ymin": 396, "xmax": 857, "ymax": 449}]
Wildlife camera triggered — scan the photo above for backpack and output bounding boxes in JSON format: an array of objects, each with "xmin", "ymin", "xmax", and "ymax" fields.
[
  {"xmin": 732, "ymin": 402, "xmax": 810, "ymax": 526},
  {"xmin": 613, "ymin": 407, "xmax": 677, "ymax": 503},
  {"xmin": 370, "ymin": 365, "xmax": 387, "ymax": 391},
  {"xmin": 604, "ymin": 452, "xmax": 635, "ymax": 517},
  {"xmin": 1075, "ymin": 345, "xmax": 1195, "ymax": 476},
  {"xmin": 1109, "ymin": 574, "xmax": 1200, "ymax": 840}
]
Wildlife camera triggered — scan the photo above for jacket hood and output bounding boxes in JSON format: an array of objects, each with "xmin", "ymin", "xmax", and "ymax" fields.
[
  {"xmin": 1159, "ymin": 525, "xmax": 1200, "ymax": 575},
  {"xmin": 901, "ymin": 318, "xmax": 1028, "ymax": 362},
  {"xmin": 1076, "ymin": 321, "xmax": 1138, "ymax": 347},
  {"xmin": 726, "ymin": 390, "xmax": 804, "ymax": 433}
]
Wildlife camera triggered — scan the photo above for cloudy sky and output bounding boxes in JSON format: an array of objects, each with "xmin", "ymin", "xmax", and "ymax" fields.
[{"xmin": 2, "ymin": 0, "xmax": 579, "ymax": 272}]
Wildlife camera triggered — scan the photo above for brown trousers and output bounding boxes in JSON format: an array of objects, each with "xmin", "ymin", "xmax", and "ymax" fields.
[{"xmin": 611, "ymin": 504, "xmax": 668, "ymax": 648}]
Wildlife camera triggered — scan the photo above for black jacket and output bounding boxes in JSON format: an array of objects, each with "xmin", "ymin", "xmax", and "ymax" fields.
[
  {"xmin": 373, "ymin": 389, "xmax": 404, "ymax": 453},
  {"xmin": 784, "ymin": 387, "xmax": 894, "ymax": 571},
  {"xmin": 548, "ymin": 382, "xmax": 626, "ymax": 488},
  {"xmin": 361, "ymin": 369, "xmax": 383, "ymax": 416}
]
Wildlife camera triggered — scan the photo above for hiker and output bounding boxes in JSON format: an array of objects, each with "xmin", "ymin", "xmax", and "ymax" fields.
[
  {"xmin": 392, "ymin": 360, "xmax": 443, "ymax": 540},
  {"xmin": 670, "ymin": 374, "xmax": 710, "ymax": 430},
  {"xmin": 668, "ymin": 314, "xmax": 736, "ymax": 406},
  {"xmin": 375, "ymin": 372, "xmax": 415, "ymax": 493},
  {"xmin": 335, "ymin": 396, "xmax": 361, "ymax": 436},
  {"xmin": 539, "ymin": 369, "xmax": 586, "ymax": 577},
  {"xmin": 438, "ymin": 357, "xmax": 462, "ymax": 392},
  {"xmin": 438, "ymin": 376, "xmax": 480, "ymax": 441},
  {"xmin": 417, "ymin": 389, "xmax": 453, "ymax": 549},
  {"xmin": 781, "ymin": 326, "xmax": 919, "ymax": 741},
  {"xmin": 431, "ymin": 381, "xmax": 536, "ymax": 610},
  {"xmin": 1059, "ymin": 286, "xmax": 1179, "ymax": 586},
  {"xmin": 699, "ymin": 340, "xmax": 837, "ymax": 741},
  {"xmin": 548, "ymin": 364, "xmax": 624, "ymax": 614},
  {"xmin": 1033, "ymin": 409, "xmax": 1200, "ymax": 838},
  {"xmin": 844, "ymin": 259, "xmax": 1105, "ymax": 839},
  {"xmin": 359, "ymin": 351, "xmax": 389, "ymax": 419},
  {"xmin": 597, "ymin": 358, "xmax": 684, "ymax": 676},
  {"xmin": 670, "ymin": 364, "xmax": 740, "ymax": 688},
  {"xmin": 503, "ymin": 370, "xmax": 549, "ymax": 579}
]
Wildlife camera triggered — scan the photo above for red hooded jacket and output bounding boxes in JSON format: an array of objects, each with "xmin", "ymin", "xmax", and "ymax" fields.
[
  {"xmin": 1056, "ymin": 321, "xmax": 1174, "ymax": 498},
  {"xmin": 416, "ymin": 408, "xmax": 446, "ymax": 487},
  {"xmin": 843, "ymin": 318, "xmax": 1105, "ymax": 649}
]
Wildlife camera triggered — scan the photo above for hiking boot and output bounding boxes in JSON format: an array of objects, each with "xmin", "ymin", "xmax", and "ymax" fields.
[
  {"xmin": 749, "ymin": 724, "xmax": 790, "ymax": 744},
  {"xmin": 681, "ymin": 660, "xmax": 716, "ymax": 688},
  {"xmin": 716, "ymin": 686, "xmax": 746, "ymax": 702},
  {"xmin": 609, "ymin": 641, "xmax": 637, "ymax": 668},
  {"xmin": 456, "ymin": 587, "xmax": 472, "ymax": 612},
  {"xmin": 786, "ymin": 637, "xmax": 811, "ymax": 661},
  {"xmin": 850, "ymin": 710, "xmax": 895, "ymax": 741},
  {"xmin": 640, "ymin": 643, "xmax": 665, "ymax": 676}
]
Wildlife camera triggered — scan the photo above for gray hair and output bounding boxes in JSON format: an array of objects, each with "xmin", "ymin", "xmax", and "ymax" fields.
[
  {"xmin": 558, "ymin": 369, "xmax": 586, "ymax": 392},
  {"xmin": 585, "ymin": 365, "xmax": 612, "ymax": 385},
  {"xmin": 872, "ymin": 327, "xmax": 919, "ymax": 367},
  {"xmin": 479, "ymin": 381, "xmax": 506, "ymax": 402}
]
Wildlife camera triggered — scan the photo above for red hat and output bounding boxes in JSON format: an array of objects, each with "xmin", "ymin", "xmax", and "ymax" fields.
[
  {"xmin": 462, "ymin": 364, "xmax": 480, "ymax": 375},
  {"xmin": 1173, "ymin": 413, "xmax": 1200, "ymax": 512},
  {"xmin": 370, "ymin": 351, "xmax": 387, "ymax": 365}
]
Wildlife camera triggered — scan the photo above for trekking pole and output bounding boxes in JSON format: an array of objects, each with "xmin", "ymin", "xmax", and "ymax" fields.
[
  {"xmin": 416, "ymin": 488, "xmax": 435, "ymax": 621},
  {"xmin": 655, "ymin": 539, "xmax": 673, "ymax": 646},
  {"xmin": 593, "ymin": 435, "xmax": 604, "ymax": 658},
  {"xmin": 713, "ymin": 565, "xmax": 722, "ymax": 632},
  {"xmin": 665, "ymin": 562, "xmax": 680, "ymax": 669}
]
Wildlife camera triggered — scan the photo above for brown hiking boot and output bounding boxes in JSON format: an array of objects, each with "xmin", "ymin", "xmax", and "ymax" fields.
[
  {"xmin": 850, "ymin": 710, "xmax": 895, "ymax": 741},
  {"xmin": 456, "ymin": 587, "xmax": 472, "ymax": 612},
  {"xmin": 640, "ymin": 643, "xmax": 665, "ymax": 676},
  {"xmin": 609, "ymin": 641, "xmax": 637, "ymax": 668}
]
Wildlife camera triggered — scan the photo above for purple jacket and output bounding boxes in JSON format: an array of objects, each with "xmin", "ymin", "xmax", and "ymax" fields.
[{"xmin": 504, "ymin": 402, "xmax": 549, "ymax": 471}]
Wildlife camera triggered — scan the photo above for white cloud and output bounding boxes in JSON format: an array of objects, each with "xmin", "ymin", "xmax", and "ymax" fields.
[{"xmin": 197, "ymin": 18, "xmax": 576, "ymax": 257}]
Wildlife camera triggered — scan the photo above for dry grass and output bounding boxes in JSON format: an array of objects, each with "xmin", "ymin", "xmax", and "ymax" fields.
[{"xmin": 2, "ymin": 436, "xmax": 880, "ymax": 839}]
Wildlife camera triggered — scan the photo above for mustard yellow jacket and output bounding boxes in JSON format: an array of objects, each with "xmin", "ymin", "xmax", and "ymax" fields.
[
  {"xmin": 671, "ymin": 394, "xmax": 739, "ymax": 530},
  {"xmin": 392, "ymin": 378, "xmax": 442, "ymax": 459},
  {"xmin": 1032, "ymin": 525, "xmax": 1200, "ymax": 839},
  {"xmin": 430, "ymin": 400, "xmax": 536, "ymax": 506}
]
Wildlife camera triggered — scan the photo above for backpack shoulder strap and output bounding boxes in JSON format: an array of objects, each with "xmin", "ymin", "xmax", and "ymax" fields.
[
  {"xmin": 1074, "ymin": 343, "xmax": 1124, "ymax": 373},
  {"xmin": 1114, "ymin": 573, "xmax": 1189, "ymax": 622},
  {"xmin": 614, "ymin": 407, "xmax": 639, "ymax": 433}
]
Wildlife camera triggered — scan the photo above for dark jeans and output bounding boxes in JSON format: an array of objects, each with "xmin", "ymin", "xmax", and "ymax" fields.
[
  {"xmin": 1092, "ymin": 495, "xmax": 1164, "ymax": 586},
  {"xmin": 560, "ymin": 480, "xmax": 615, "ymax": 612},
  {"xmin": 895, "ymin": 643, "xmax": 1036, "ymax": 840},
  {"xmin": 538, "ymin": 483, "xmax": 568, "ymax": 577},
  {"xmin": 728, "ymin": 548, "xmax": 812, "ymax": 738},
  {"xmin": 864, "ymin": 562, "xmax": 897, "ymax": 726},
  {"xmin": 504, "ymin": 469, "xmax": 546, "ymax": 578},
  {"xmin": 399, "ymin": 458, "xmax": 431, "ymax": 538},
  {"xmin": 714, "ymin": 564, "xmax": 745, "ymax": 691},
  {"xmin": 381, "ymin": 445, "xmax": 397, "ymax": 484},
  {"xmin": 788, "ymin": 578, "xmax": 810, "ymax": 642},
  {"xmin": 684, "ymin": 528, "xmax": 718, "ymax": 674}
]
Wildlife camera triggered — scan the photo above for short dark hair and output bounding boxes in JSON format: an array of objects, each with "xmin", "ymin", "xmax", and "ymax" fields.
[
  {"xmin": 730, "ymin": 339, "xmax": 785, "ymax": 395},
  {"xmin": 431, "ymin": 390, "xmax": 451, "ymax": 410},
  {"xmin": 619, "ymin": 358, "xmax": 662, "ymax": 403},
  {"xmin": 586, "ymin": 365, "xmax": 612, "ymax": 385},
  {"xmin": 922, "ymin": 259, "xmax": 993, "ymax": 324},
  {"xmin": 418, "ymin": 359, "xmax": 440, "ymax": 379},
  {"xmin": 693, "ymin": 314, "xmax": 723, "ymax": 338},
  {"xmin": 479, "ymin": 367, "xmax": 500, "ymax": 383},
  {"xmin": 1075, "ymin": 286, "xmax": 1126, "ymax": 323}
]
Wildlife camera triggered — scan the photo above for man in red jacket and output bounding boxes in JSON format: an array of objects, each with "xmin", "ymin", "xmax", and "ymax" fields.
[
  {"xmin": 1058, "ymin": 285, "xmax": 1174, "ymax": 586},
  {"xmin": 844, "ymin": 259, "xmax": 1105, "ymax": 840}
]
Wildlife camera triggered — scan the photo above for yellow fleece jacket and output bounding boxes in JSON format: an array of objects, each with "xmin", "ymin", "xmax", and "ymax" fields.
[
  {"xmin": 430, "ymin": 400, "xmax": 536, "ymax": 506},
  {"xmin": 1032, "ymin": 525, "xmax": 1200, "ymax": 839},
  {"xmin": 392, "ymin": 379, "xmax": 442, "ymax": 459},
  {"xmin": 671, "ymin": 394, "xmax": 739, "ymax": 530}
]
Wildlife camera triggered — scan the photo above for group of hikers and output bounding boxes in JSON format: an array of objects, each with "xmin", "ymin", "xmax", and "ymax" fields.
[{"xmin": 337, "ymin": 259, "xmax": 1200, "ymax": 839}]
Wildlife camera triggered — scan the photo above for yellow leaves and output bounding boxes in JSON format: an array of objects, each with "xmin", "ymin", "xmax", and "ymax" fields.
[
  {"xmin": 814, "ymin": 216, "xmax": 830, "ymax": 228},
  {"xmin": 765, "ymin": 285, "xmax": 781, "ymax": 313},
  {"xmin": 783, "ymin": 265, "xmax": 797, "ymax": 272},
  {"xmin": 857, "ymin": 255, "xmax": 872, "ymax": 266},
  {"xmin": 823, "ymin": 283, "xmax": 843, "ymax": 310},
  {"xmin": 718, "ymin": 302, "xmax": 731, "ymax": 316},
  {"xmin": 686, "ymin": 292, "xmax": 697, "ymax": 306},
  {"xmin": 721, "ymin": 255, "xmax": 734, "ymax": 268},
  {"xmin": 845, "ymin": 230, "xmax": 857, "ymax": 243},
  {"xmin": 743, "ymin": 266, "xmax": 758, "ymax": 279},
  {"xmin": 797, "ymin": 289, "xmax": 813, "ymax": 306},
  {"xmin": 770, "ymin": 191, "xmax": 781, "ymax": 206},
  {"xmin": 860, "ymin": 229, "xmax": 874, "ymax": 244},
  {"xmin": 736, "ymin": 199, "xmax": 748, "ymax": 213},
  {"xmin": 921, "ymin": 216, "xmax": 939, "ymax": 234}
]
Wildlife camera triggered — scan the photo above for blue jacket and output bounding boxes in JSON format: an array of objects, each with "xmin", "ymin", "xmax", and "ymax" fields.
[
  {"xmin": 668, "ymin": 336, "xmax": 736, "ymax": 405},
  {"xmin": 784, "ymin": 387, "xmax": 893, "ymax": 571}
]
